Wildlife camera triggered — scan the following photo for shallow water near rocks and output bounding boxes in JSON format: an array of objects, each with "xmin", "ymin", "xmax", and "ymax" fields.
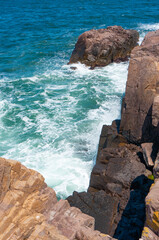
[{"xmin": 0, "ymin": 0, "xmax": 159, "ymax": 199}]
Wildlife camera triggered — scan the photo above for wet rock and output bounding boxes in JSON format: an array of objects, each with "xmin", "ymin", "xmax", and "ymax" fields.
[{"xmin": 69, "ymin": 26, "xmax": 139, "ymax": 68}]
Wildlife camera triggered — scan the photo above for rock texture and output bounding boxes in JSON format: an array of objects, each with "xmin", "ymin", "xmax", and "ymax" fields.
[
  {"xmin": 141, "ymin": 180, "xmax": 159, "ymax": 240},
  {"xmin": 68, "ymin": 29, "xmax": 159, "ymax": 240},
  {"xmin": 120, "ymin": 30, "xmax": 159, "ymax": 144},
  {"xmin": 0, "ymin": 157, "xmax": 114, "ymax": 240},
  {"xmin": 69, "ymin": 26, "xmax": 139, "ymax": 68},
  {"xmin": 68, "ymin": 121, "xmax": 153, "ymax": 239}
]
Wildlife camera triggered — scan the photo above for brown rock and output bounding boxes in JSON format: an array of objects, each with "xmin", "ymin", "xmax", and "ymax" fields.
[
  {"xmin": 141, "ymin": 143, "xmax": 154, "ymax": 167},
  {"xmin": 68, "ymin": 190, "xmax": 119, "ymax": 236},
  {"xmin": 68, "ymin": 124, "xmax": 152, "ymax": 238},
  {"xmin": 152, "ymin": 95, "xmax": 159, "ymax": 127},
  {"xmin": 153, "ymin": 157, "xmax": 159, "ymax": 178},
  {"xmin": 0, "ymin": 157, "xmax": 114, "ymax": 240},
  {"xmin": 120, "ymin": 30, "xmax": 159, "ymax": 144},
  {"xmin": 69, "ymin": 26, "xmax": 139, "ymax": 68},
  {"xmin": 141, "ymin": 179, "xmax": 159, "ymax": 239}
]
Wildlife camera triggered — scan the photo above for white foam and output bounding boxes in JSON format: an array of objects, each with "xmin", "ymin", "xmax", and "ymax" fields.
[
  {"xmin": 138, "ymin": 23, "xmax": 159, "ymax": 31},
  {"xmin": 1, "ymin": 57, "xmax": 129, "ymax": 199}
]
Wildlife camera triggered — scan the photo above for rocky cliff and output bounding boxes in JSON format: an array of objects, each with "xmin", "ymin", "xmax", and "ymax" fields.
[
  {"xmin": 68, "ymin": 29, "xmax": 159, "ymax": 240},
  {"xmin": 69, "ymin": 26, "xmax": 139, "ymax": 68},
  {"xmin": 1, "ymin": 28, "xmax": 159, "ymax": 240},
  {"xmin": 120, "ymin": 30, "xmax": 159, "ymax": 144},
  {"xmin": 0, "ymin": 157, "xmax": 114, "ymax": 240}
]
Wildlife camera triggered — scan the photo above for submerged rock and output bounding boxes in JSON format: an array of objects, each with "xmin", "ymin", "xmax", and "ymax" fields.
[
  {"xmin": 0, "ymin": 157, "xmax": 114, "ymax": 240},
  {"xmin": 69, "ymin": 26, "xmax": 139, "ymax": 68}
]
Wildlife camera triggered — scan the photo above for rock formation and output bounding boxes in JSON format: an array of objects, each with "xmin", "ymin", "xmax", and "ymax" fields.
[
  {"xmin": 69, "ymin": 26, "xmax": 139, "ymax": 68},
  {"xmin": 1, "ymin": 28, "xmax": 159, "ymax": 240},
  {"xmin": 141, "ymin": 179, "xmax": 159, "ymax": 240},
  {"xmin": 68, "ymin": 29, "xmax": 159, "ymax": 240},
  {"xmin": 0, "ymin": 157, "xmax": 114, "ymax": 240},
  {"xmin": 67, "ymin": 122, "xmax": 153, "ymax": 239},
  {"xmin": 120, "ymin": 30, "xmax": 159, "ymax": 144}
]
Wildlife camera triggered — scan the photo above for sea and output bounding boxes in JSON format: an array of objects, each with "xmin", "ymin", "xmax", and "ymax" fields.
[{"xmin": 0, "ymin": 0, "xmax": 159, "ymax": 199}]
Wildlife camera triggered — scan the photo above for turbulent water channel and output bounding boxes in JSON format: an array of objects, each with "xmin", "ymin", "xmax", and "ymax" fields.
[{"xmin": 1, "ymin": 0, "xmax": 159, "ymax": 199}]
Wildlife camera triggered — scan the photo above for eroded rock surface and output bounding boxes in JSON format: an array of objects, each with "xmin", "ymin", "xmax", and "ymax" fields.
[
  {"xmin": 68, "ymin": 29, "xmax": 159, "ymax": 240},
  {"xmin": 0, "ymin": 157, "xmax": 114, "ymax": 240},
  {"xmin": 68, "ymin": 121, "xmax": 152, "ymax": 239},
  {"xmin": 69, "ymin": 26, "xmax": 139, "ymax": 68},
  {"xmin": 120, "ymin": 30, "xmax": 159, "ymax": 144}
]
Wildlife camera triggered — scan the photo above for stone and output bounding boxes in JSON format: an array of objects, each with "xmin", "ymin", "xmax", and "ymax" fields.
[
  {"xmin": 0, "ymin": 157, "xmax": 114, "ymax": 240},
  {"xmin": 153, "ymin": 157, "xmax": 159, "ymax": 178},
  {"xmin": 141, "ymin": 179, "xmax": 159, "ymax": 239},
  {"xmin": 120, "ymin": 30, "xmax": 159, "ymax": 144},
  {"xmin": 68, "ymin": 138, "xmax": 152, "ymax": 237},
  {"xmin": 96, "ymin": 120, "xmax": 127, "ymax": 162},
  {"xmin": 142, "ymin": 227, "xmax": 159, "ymax": 240},
  {"xmin": 69, "ymin": 26, "xmax": 139, "ymax": 68},
  {"xmin": 68, "ymin": 190, "xmax": 119, "ymax": 236},
  {"xmin": 152, "ymin": 94, "xmax": 159, "ymax": 127},
  {"xmin": 141, "ymin": 143, "xmax": 154, "ymax": 167}
]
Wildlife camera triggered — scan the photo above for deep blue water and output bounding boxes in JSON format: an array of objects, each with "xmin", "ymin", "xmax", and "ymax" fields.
[{"xmin": 0, "ymin": 0, "xmax": 159, "ymax": 198}]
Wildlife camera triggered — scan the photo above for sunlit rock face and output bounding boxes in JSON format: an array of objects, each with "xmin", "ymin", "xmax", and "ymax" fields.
[
  {"xmin": 120, "ymin": 30, "xmax": 159, "ymax": 144},
  {"xmin": 0, "ymin": 157, "xmax": 114, "ymax": 240},
  {"xmin": 69, "ymin": 26, "xmax": 139, "ymax": 68}
]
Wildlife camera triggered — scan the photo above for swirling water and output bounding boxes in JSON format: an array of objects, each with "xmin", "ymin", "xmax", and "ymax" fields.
[{"xmin": 0, "ymin": 0, "xmax": 159, "ymax": 198}]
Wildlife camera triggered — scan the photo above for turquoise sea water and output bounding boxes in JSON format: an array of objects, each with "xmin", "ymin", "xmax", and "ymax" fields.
[{"xmin": 0, "ymin": 0, "xmax": 159, "ymax": 198}]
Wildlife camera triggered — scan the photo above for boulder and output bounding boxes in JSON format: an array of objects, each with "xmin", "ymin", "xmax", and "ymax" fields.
[
  {"xmin": 69, "ymin": 26, "xmax": 139, "ymax": 68},
  {"xmin": 120, "ymin": 30, "xmax": 159, "ymax": 144},
  {"xmin": 0, "ymin": 157, "xmax": 114, "ymax": 240}
]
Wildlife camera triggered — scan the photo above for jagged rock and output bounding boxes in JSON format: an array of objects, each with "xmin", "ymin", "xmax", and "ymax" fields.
[
  {"xmin": 69, "ymin": 26, "xmax": 139, "ymax": 68},
  {"xmin": 141, "ymin": 143, "xmax": 154, "ymax": 167},
  {"xmin": 120, "ymin": 30, "xmax": 159, "ymax": 144},
  {"xmin": 68, "ymin": 190, "xmax": 119, "ymax": 236},
  {"xmin": 96, "ymin": 120, "xmax": 127, "ymax": 162},
  {"xmin": 141, "ymin": 179, "xmax": 159, "ymax": 239},
  {"xmin": 0, "ymin": 157, "xmax": 113, "ymax": 240},
  {"xmin": 68, "ymin": 122, "xmax": 152, "ymax": 237}
]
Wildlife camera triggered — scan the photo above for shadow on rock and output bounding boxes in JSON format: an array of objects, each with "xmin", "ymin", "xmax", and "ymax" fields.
[{"xmin": 113, "ymin": 175, "xmax": 153, "ymax": 240}]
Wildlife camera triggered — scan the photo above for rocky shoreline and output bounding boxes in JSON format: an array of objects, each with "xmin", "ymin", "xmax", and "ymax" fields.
[
  {"xmin": 0, "ymin": 27, "xmax": 159, "ymax": 240},
  {"xmin": 68, "ymin": 27, "xmax": 159, "ymax": 239}
]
